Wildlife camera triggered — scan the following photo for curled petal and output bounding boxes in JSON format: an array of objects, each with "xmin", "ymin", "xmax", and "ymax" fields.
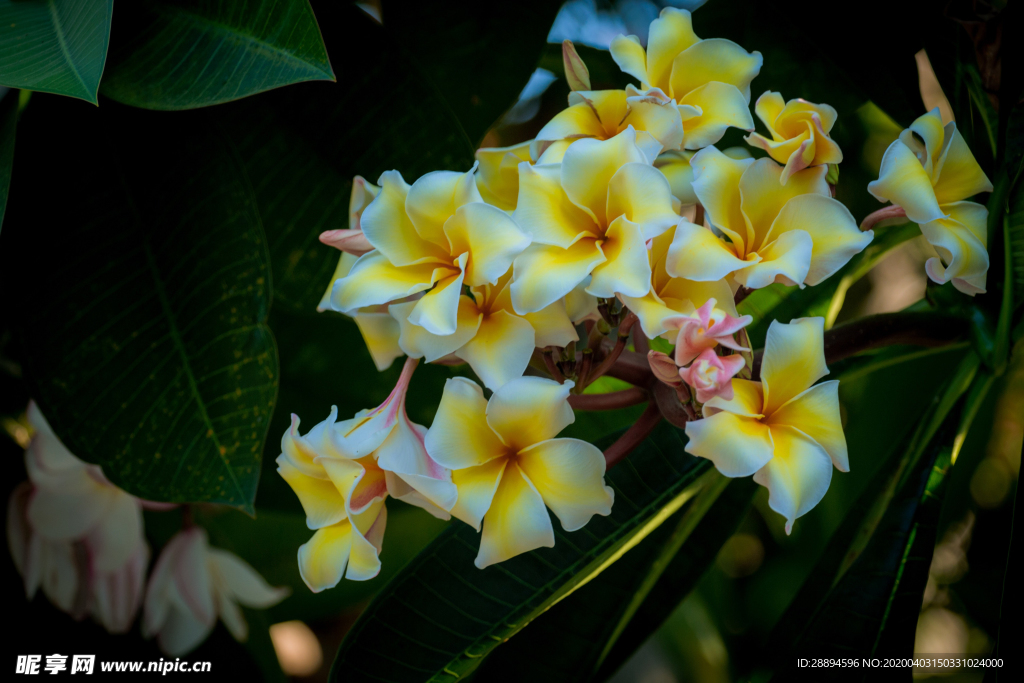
[
  {"xmin": 353, "ymin": 312, "xmax": 404, "ymax": 372},
  {"xmin": 276, "ymin": 457, "xmax": 346, "ymax": 530},
  {"xmin": 475, "ymin": 142, "xmax": 532, "ymax": 211},
  {"xmin": 450, "ymin": 457, "xmax": 507, "ymax": 531},
  {"xmin": 739, "ymin": 159, "xmax": 829, "ymax": 250},
  {"xmin": 523, "ymin": 299, "xmax": 578, "ymax": 348},
  {"xmin": 406, "ymin": 168, "xmax": 482, "ymax": 249},
  {"xmin": 689, "ymin": 146, "xmax": 752, "ymax": 249},
  {"xmin": 755, "ymin": 426, "xmax": 833, "ymax": 534},
  {"xmin": 655, "ymin": 151, "xmax": 698, "ymax": 205},
  {"xmin": 932, "ymin": 123, "xmax": 993, "ymax": 203},
  {"xmin": 407, "ymin": 255, "xmax": 469, "ymax": 336},
  {"xmin": 868, "ymin": 141, "xmax": 946, "ymax": 225},
  {"xmin": 444, "ymin": 202, "xmax": 530, "ymax": 287},
  {"xmin": 684, "ymin": 410, "xmax": 774, "ymax": 477},
  {"xmin": 625, "ymin": 87, "xmax": 685, "ymax": 152},
  {"xmin": 391, "ymin": 298, "xmax": 482, "ymax": 362},
  {"xmin": 735, "ymin": 228, "xmax": 812, "ymax": 289},
  {"xmin": 609, "ymin": 33, "xmax": 648, "ymax": 85},
  {"xmin": 331, "ymin": 251, "xmax": 441, "ymax": 313},
  {"xmin": 678, "ymin": 350, "xmax": 746, "ymax": 403},
  {"xmin": 919, "ymin": 201, "xmax": 989, "ymax": 294},
  {"xmin": 361, "ymin": 171, "xmax": 448, "ymax": 266}
]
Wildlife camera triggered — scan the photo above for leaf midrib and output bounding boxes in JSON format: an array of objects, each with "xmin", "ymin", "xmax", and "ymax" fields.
[{"xmin": 46, "ymin": 0, "xmax": 93, "ymax": 100}]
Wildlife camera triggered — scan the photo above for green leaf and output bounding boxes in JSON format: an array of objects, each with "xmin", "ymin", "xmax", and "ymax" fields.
[
  {"xmin": 99, "ymin": 0, "xmax": 334, "ymax": 110},
  {"xmin": 211, "ymin": 1, "xmax": 558, "ymax": 313},
  {"xmin": 2, "ymin": 96, "xmax": 277, "ymax": 511},
  {"xmin": 0, "ymin": 0, "xmax": 112, "ymax": 103},
  {"xmin": 0, "ymin": 89, "xmax": 16, "ymax": 235},
  {"xmin": 469, "ymin": 474, "xmax": 751, "ymax": 683},
  {"xmin": 768, "ymin": 353, "xmax": 982, "ymax": 671},
  {"xmin": 330, "ymin": 422, "xmax": 714, "ymax": 683}
]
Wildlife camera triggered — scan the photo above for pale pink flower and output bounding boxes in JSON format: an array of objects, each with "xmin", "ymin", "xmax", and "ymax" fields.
[
  {"xmin": 678, "ymin": 349, "xmax": 746, "ymax": 403},
  {"xmin": 668, "ymin": 298, "xmax": 751, "ymax": 366}
]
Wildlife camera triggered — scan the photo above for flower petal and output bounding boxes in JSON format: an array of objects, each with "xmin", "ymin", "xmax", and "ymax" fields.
[
  {"xmin": 689, "ymin": 146, "xmax": 753, "ymax": 249},
  {"xmin": 209, "ymin": 549, "xmax": 289, "ymax": 608},
  {"xmin": 353, "ymin": 312, "xmax": 404, "ymax": 372},
  {"xmin": 523, "ymin": 298, "xmax": 578, "ymax": 348},
  {"xmin": 444, "ymin": 202, "xmax": 530, "ymax": 286},
  {"xmin": 867, "ymin": 140, "xmax": 945, "ymax": 225},
  {"xmin": 406, "ymin": 168, "xmax": 482, "ymax": 249},
  {"xmin": 755, "ymin": 426, "xmax": 833, "ymax": 534},
  {"xmin": 610, "ymin": 33, "xmax": 648, "ymax": 85},
  {"xmin": 768, "ymin": 380, "xmax": 847, "ymax": 471},
  {"xmin": 486, "ymin": 376, "xmax": 575, "ymax": 452},
  {"xmin": 684, "ymin": 410, "xmax": 774, "ymax": 477},
  {"xmin": 666, "ymin": 220, "xmax": 753, "ymax": 282},
  {"xmin": 362, "ymin": 171, "xmax": 449, "ymax": 266},
  {"xmin": 607, "ymin": 162, "xmax": 679, "ymax": 240},
  {"xmin": 760, "ymin": 317, "xmax": 828, "ymax": 416},
  {"xmin": 517, "ymin": 438, "xmax": 613, "ymax": 531},
  {"xmin": 476, "ymin": 142, "xmax": 532, "ymax": 211},
  {"xmin": 456, "ymin": 309, "xmax": 536, "ymax": 390},
  {"xmin": 587, "ymin": 216, "xmax": 652, "ymax": 298},
  {"xmin": 407, "ymin": 258, "xmax": 468, "ymax": 336},
  {"xmin": 276, "ymin": 457, "xmax": 347, "ymax": 530},
  {"xmin": 331, "ymin": 250, "xmax": 440, "ymax": 313},
  {"xmin": 451, "ymin": 457, "xmax": 507, "ymax": 532},
  {"xmin": 375, "ymin": 418, "xmax": 456, "ymax": 512},
  {"xmin": 679, "ymin": 81, "xmax": 756, "ymax": 150},
  {"xmin": 703, "ymin": 378, "xmax": 764, "ymax": 418},
  {"xmin": 425, "ymin": 377, "xmax": 509, "ymax": 470},
  {"xmin": 932, "ymin": 124, "xmax": 993, "ymax": 203},
  {"xmin": 561, "ymin": 128, "xmax": 647, "ymax": 225},
  {"xmin": 535, "ymin": 100, "xmax": 607, "ymax": 144},
  {"xmin": 646, "ymin": 7, "xmax": 700, "ymax": 91},
  {"xmin": 476, "ymin": 463, "xmax": 554, "ymax": 568},
  {"xmin": 297, "ymin": 520, "xmax": 353, "ymax": 592},
  {"xmin": 670, "ymin": 38, "xmax": 762, "ymax": 102},
  {"xmin": 739, "ymin": 158, "xmax": 829, "ymax": 250},
  {"xmin": 510, "ymin": 238, "xmax": 606, "ymax": 314},
  {"xmin": 655, "ymin": 151, "xmax": 698, "ymax": 205},
  {"xmin": 765, "ymin": 193, "xmax": 873, "ymax": 286},
  {"xmin": 391, "ymin": 298, "xmax": 482, "ymax": 363},
  {"xmin": 86, "ymin": 493, "xmax": 144, "ymax": 572},
  {"xmin": 625, "ymin": 89, "xmax": 685, "ymax": 153},
  {"xmin": 513, "ymin": 163, "xmax": 599, "ymax": 248}
]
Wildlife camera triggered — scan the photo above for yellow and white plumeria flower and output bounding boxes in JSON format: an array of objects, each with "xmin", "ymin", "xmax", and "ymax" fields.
[
  {"xmin": 425, "ymin": 376, "xmax": 614, "ymax": 568},
  {"xmin": 685, "ymin": 318, "xmax": 848, "ymax": 533},
  {"xmin": 332, "ymin": 166, "xmax": 531, "ymax": 336},
  {"xmin": 668, "ymin": 146, "xmax": 873, "ymax": 288},
  {"xmin": 7, "ymin": 402, "xmax": 150, "ymax": 634},
  {"xmin": 619, "ymin": 223, "xmax": 739, "ymax": 340},
  {"xmin": 532, "ymin": 86, "xmax": 684, "ymax": 164},
  {"xmin": 745, "ymin": 91, "xmax": 843, "ymax": 184},
  {"xmin": 277, "ymin": 361, "xmax": 456, "ymax": 591},
  {"xmin": 867, "ymin": 108, "xmax": 993, "ymax": 295},
  {"xmin": 390, "ymin": 270, "xmax": 577, "ymax": 390},
  {"xmin": 143, "ymin": 527, "xmax": 288, "ymax": 656},
  {"xmin": 610, "ymin": 8, "xmax": 761, "ymax": 150},
  {"xmin": 511, "ymin": 127, "xmax": 679, "ymax": 313}
]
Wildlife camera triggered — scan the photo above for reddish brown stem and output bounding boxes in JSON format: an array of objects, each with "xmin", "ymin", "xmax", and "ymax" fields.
[
  {"xmin": 735, "ymin": 286, "xmax": 753, "ymax": 305},
  {"xmin": 606, "ymin": 349, "xmax": 655, "ymax": 387},
  {"xmin": 585, "ymin": 313, "xmax": 637, "ymax": 389},
  {"xmin": 569, "ymin": 386, "xmax": 649, "ymax": 411},
  {"xmin": 542, "ymin": 348, "xmax": 566, "ymax": 383},
  {"xmin": 604, "ymin": 402, "xmax": 662, "ymax": 468}
]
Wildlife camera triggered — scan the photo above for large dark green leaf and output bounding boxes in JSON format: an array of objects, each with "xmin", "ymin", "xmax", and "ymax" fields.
[
  {"xmin": 1, "ymin": 95, "xmax": 276, "ymax": 512},
  {"xmin": 766, "ymin": 354, "xmax": 982, "ymax": 678},
  {"xmin": 1007, "ymin": 158, "xmax": 1024, "ymax": 314},
  {"xmin": 211, "ymin": 0, "xmax": 559, "ymax": 313},
  {"xmin": 0, "ymin": 89, "xmax": 15, "ymax": 235},
  {"xmin": 330, "ymin": 422, "xmax": 713, "ymax": 683},
  {"xmin": 100, "ymin": 0, "xmax": 334, "ymax": 110},
  {"xmin": 0, "ymin": 0, "xmax": 112, "ymax": 103},
  {"xmin": 470, "ymin": 474, "xmax": 753, "ymax": 683}
]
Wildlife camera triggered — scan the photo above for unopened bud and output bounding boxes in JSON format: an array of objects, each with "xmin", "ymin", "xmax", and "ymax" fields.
[{"xmin": 562, "ymin": 40, "xmax": 591, "ymax": 92}]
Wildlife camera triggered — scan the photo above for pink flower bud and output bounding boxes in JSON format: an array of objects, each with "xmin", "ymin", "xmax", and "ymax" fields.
[
  {"xmin": 647, "ymin": 350, "xmax": 682, "ymax": 387},
  {"xmin": 678, "ymin": 350, "xmax": 747, "ymax": 404},
  {"xmin": 669, "ymin": 298, "xmax": 752, "ymax": 367}
]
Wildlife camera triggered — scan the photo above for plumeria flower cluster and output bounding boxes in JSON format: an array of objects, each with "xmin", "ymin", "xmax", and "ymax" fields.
[
  {"xmin": 279, "ymin": 7, "xmax": 993, "ymax": 590},
  {"xmin": 6, "ymin": 402, "xmax": 288, "ymax": 656}
]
